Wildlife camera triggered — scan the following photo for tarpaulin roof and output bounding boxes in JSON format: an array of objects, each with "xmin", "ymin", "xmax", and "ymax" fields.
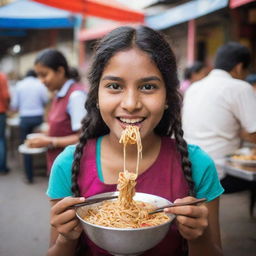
[
  {"xmin": 33, "ymin": 0, "xmax": 144, "ymax": 23},
  {"xmin": 0, "ymin": 0, "xmax": 79, "ymax": 29},
  {"xmin": 146, "ymin": 0, "xmax": 229, "ymax": 30}
]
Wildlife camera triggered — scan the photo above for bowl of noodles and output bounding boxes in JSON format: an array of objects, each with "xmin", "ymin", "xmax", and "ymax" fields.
[
  {"xmin": 76, "ymin": 126, "xmax": 175, "ymax": 255},
  {"xmin": 76, "ymin": 191, "xmax": 175, "ymax": 256}
]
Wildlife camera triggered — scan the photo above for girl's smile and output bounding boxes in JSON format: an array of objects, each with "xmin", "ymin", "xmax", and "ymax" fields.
[{"xmin": 98, "ymin": 47, "xmax": 166, "ymax": 142}]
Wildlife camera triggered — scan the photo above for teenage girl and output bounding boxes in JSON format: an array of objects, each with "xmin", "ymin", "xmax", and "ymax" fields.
[
  {"xmin": 46, "ymin": 26, "xmax": 224, "ymax": 256},
  {"xmin": 26, "ymin": 49, "xmax": 87, "ymax": 173}
]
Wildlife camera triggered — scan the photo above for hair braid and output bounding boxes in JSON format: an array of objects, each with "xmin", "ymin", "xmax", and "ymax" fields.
[
  {"xmin": 172, "ymin": 120, "xmax": 195, "ymax": 196},
  {"xmin": 71, "ymin": 118, "xmax": 88, "ymax": 197}
]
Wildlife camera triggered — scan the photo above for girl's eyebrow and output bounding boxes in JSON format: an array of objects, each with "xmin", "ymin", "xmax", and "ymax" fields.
[
  {"xmin": 139, "ymin": 76, "xmax": 161, "ymax": 83},
  {"xmin": 101, "ymin": 76, "xmax": 162, "ymax": 82},
  {"xmin": 102, "ymin": 76, "xmax": 123, "ymax": 81}
]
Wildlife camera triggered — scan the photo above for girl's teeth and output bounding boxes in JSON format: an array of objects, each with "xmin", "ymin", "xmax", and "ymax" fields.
[{"xmin": 120, "ymin": 118, "xmax": 143, "ymax": 124}]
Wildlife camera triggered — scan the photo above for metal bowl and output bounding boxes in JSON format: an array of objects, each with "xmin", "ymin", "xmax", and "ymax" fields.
[{"xmin": 76, "ymin": 192, "xmax": 175, "ymax": 256}]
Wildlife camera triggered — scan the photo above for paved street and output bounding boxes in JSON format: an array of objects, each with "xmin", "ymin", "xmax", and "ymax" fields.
[{"xmin": 0, "ymin": 149, "xmax": 255, "ymax": 256}]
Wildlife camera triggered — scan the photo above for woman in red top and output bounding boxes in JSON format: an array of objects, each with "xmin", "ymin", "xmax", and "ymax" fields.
[
  {"xmin": 27, "ymin": 49, "xmax": 87, "ymax": 174},
  {"xmin": 0, "ymin": 72, "xmax": 10, "ymax": 174}
]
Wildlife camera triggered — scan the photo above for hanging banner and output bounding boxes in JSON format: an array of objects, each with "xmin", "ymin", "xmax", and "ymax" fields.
[
  {"xmin": 33, "ymin": 0, "xmax": 144, "ymax": 22},
  {"xmin": 230, "ymin": 0, "xmax": 255, "ymax": 9}
]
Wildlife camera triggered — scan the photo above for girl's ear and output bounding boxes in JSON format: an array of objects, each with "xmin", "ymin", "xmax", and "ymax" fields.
[{"xmin": 57, "ymin": 66, "xmax": 65, "ymax": 77}]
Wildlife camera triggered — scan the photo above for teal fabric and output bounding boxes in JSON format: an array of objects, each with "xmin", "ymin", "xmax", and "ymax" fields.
[
  {"xmin": 47, "ymin": 142, "xmax": 224, "ymax": 201},
  {"xmin": 96, "ymin": 136, "xmax": 104, "ymax": 182},
  {"xmin": 188, "ymin": 144, "xmax": 224, "ymax": 201}
]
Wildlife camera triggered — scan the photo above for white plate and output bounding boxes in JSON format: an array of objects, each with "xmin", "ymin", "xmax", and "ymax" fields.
[
  {"xmin": 228, "ymin": 158, "xmax": 256, "ymax": 166},
  {"xmin": 26, "ymin": 133, "xmax": 44, "ymax": 139},
  {"xmin": 227, "ymin": 147, "xmax": 256, "ymax": 166},
  {"xmin": 18, "ymin": 144, "xmax": 47, "ymax": 154}
]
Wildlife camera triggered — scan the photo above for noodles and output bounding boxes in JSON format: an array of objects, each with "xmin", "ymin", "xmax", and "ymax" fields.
[
  {"xmin": 119, "ymin": 125, "xmax": 142, "ymax": 175},
  {"xmin": 83, "ymin": 125, "xmax": 170, "ymax": 228}
]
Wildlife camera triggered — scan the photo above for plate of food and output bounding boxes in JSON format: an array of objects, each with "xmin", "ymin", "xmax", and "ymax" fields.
[
  {"xmin": 227, "ymin": 147, "xmax": 256, "ymax": 166},
  {"xmin": 18, "ymin": 144, "xmax": 47, "ymax": 154}
]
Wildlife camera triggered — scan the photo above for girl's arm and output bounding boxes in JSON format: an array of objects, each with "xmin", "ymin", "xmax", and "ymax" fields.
[
  {"xmin": 166, "ymin": 197, "xmax": 223, "ymax": 256},
  {"xmin": 26, "ymin": 133, "xmax": 80, "ymax": 148},
  {"xmin": 47, "ymin": 197, "xmax": 85, "ymax": 256}
]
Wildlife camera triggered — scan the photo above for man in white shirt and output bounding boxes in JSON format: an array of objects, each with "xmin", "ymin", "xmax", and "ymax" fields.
[
  {"xmin": 11, "ymin": 69, "xmax": 49, "ymax": 183},
  {"xmin": 182, "ymin": 42, "xmax": 256, "ymax": 193}
]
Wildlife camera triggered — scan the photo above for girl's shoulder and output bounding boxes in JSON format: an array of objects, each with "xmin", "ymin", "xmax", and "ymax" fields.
[
  {"xmin": 47, "ymin": 145, "xmax": 76, "ymax": 199},
  {"xmin": 187, "ymin": 144, "xmax": 214, "ymax": 164},
  {"xmin": 187, "ymin": 144, "xmax": 216, "ymax": 177},
  {"xmin": 54, "ymin": 139, "xmax": 96, "ymax": 169},
  {"xmin": 187, "ymin": 144, "xmax": 224, "ymax": 201},
  {"xmin": 54, "ymin": 144, "xmax": 77, "ymax": 166}
]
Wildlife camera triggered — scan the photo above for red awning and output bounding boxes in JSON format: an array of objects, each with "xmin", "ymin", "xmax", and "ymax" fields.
[
  {"xmin": 230, "ymin": 0, "xmax": 256, "ymax": 8},
  {"xmin": 32, "ymin": 0, "xmax": 144, "ymax": 22},
  {"xmin": 79, "ymin": 22, "xmax": 140, "ymax": 41}
]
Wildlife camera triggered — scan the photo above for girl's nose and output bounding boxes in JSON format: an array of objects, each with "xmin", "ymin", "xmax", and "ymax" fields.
[{"xmin": 120, "ymin": 89, "xmax": 142, "ymax": 112}]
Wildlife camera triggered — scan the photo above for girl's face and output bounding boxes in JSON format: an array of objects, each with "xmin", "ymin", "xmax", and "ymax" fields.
[
  {"xmin": 98, "ymin": 48, "xmax": 166, "ymax": 141},
  {"xmin": 34, "ymin": 63, "xmax": 66, "ymax": 92}
]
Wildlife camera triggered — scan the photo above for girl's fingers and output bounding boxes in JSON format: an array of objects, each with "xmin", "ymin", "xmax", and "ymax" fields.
[
  {"xmin": 165, "ymin": 197, "xmax": 208, "ymax": 218},
  {"xmin": 52, "ymin": 197, "xmax": 85, "ymax": 215},
  {"xmin": 57, "ymin": 219, "xmax": 81, "ymax": 235},
  {"xmin": 175, "ymin": 214, "xmax": 208, "ymax": 230},
  {"xmin": 51, "ymin": 209, "xmax": 78, "ymax": 227},
  {"xmin": 177, "ymin": 222, "xmax": 204, "ymax": 240},
  {"xmin": 167, "ymin": 204, "xmax": 208, "ymax": 218}
]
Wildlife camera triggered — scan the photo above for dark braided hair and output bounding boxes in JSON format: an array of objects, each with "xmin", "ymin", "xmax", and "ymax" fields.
[{"xmin": 71, "ymin": 25, "xmax": 194, "ymax": 196}]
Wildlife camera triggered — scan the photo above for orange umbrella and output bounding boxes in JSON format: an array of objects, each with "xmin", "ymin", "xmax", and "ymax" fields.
[{"xmin": 33, "ymin": 0, "xmax": 144, "ymax": 22}]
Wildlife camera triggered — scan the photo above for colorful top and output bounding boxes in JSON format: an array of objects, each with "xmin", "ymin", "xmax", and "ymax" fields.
[
  {"xmin": 47, "ymin": 136, "xmax": 224, "ymax": 255},
  {"xmin": 47, "ymin": 81, "xmax": 85, "ymax": 173},
  {"xmin": 0, "ymin": 73, "xmax": 10, "ymax": 113}
]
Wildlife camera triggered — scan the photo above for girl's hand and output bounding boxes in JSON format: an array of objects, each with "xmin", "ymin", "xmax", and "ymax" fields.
[
  {"xmin": 50, "ymin": 197, "xmax": 85, "ymax": 242},
  {"xmin": 164, "ymin": 196, "xmax": 208, "ymax": 240},
  {"xmin": 25, "ymin": 135, "xmax": 51, "ymax": 148}
]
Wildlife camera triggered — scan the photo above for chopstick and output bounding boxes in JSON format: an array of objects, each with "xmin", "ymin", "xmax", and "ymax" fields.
[
  {"xmin": 149, "ymin": 198, "xmax": 207, "ymax": 215},
  {"xmin": 70, "ymin": 195, "xmax": 118, "ymax": 209}
]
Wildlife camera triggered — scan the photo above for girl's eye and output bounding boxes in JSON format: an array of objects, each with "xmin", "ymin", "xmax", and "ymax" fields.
[
  {"xmin": 107, "ymin": 83, "xmax": 121, "ymax": 90},
  {"xmin": 140, "ymin": 84, "xmax": 157, "ymax": 91}
]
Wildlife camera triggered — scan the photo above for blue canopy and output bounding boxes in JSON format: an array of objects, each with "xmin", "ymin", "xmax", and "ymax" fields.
[
  {"xmin": 0, "ymin": 0, "xmax": 80, "ymax": 29},
  {"xmin": 146, "ymin": 0, "xmax": 229, "ymax": 30}
]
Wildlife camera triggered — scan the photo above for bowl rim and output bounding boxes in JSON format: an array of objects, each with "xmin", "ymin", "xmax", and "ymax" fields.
[{"xmin": 76, "ymin": 191, "xmax": 175, "ymax": 231}]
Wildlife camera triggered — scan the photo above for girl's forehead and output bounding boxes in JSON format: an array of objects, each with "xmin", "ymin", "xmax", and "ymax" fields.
[
  {"xmin": 35, "ymin": 63, "xmax": 54, "ymax": 72},
  {"xmin": 102, "ymin": 48, "xmax": 161, "ymax": 77},
  {"xmin": 35, "ymin": 63, "xmax": 48, "ymax": 69}
]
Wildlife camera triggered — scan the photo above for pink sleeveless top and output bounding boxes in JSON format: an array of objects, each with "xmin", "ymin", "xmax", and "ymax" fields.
[
  {"xmin": 78, "ymin": 136, "xmax": 189, "ymax": 255},
  {"xmin": 47, "ymin": 83, "xmax": 84, "ymax": 173}
]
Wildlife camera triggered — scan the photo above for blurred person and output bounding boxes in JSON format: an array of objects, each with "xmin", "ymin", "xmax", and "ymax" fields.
[
  {"xmin": 0, "ymin": 72, "xmax": 10, "ymax": 174},
  {"xmin": 10, "ymin": 69, "xmax": 49, "ymax": 183},
  {"xmin": 182, "ymin": 42, "xmax": 256, "ymax": 193},
  {"xmin": 246, "ymin": 73, "xmax": 256, "ymax": 93},
  {"xmin": 27, "ymin": 49, "xmax": 87, "ymax": 174},
  {"xmin": 180, "ymin": 61, "xmax": 209, "ymax": 93}
]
